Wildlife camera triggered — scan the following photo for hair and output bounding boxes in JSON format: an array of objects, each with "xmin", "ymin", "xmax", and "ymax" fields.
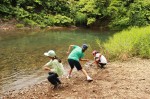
[
  {"xmin": 52, "ymin": 56, "xmax": 61, "ymax": 63},
  {"xmin": 82, "ymin": 49, "xmax": 85, "ymax": 52},
  {"xmin": 95, "ymin": 51, "xmax": 99, "ymax": 54}
]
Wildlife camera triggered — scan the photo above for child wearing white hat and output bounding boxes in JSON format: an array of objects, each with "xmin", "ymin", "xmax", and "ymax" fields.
[{"xmin": 43, "ymin": 50, "xmax": 65, "ymax": 89}]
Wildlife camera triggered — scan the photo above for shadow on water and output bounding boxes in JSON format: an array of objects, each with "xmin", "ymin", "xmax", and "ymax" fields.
[{"xmin": 0, "ymin": 28, "xmax": 115, "ymax": 95}]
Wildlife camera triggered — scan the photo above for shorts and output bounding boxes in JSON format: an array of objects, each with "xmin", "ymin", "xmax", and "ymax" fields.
[
  {"xmin": 99, "ymin": 63, "xmax": 106, "ymax": 68},
  {"xmin": 68, "ymin": 59, "xmax": 82, "ymax": 70}
]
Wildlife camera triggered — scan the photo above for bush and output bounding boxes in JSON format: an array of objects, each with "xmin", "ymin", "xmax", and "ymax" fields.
[
  {"xmin": 54, "ymin": 15, "xmax": 73, "ymax": 26},
  {"xmin": 14, "ymin": 7, "xmax": 30, "ymax": 19},
  {"xmin": 23, "ymin": 18, "xmax": 37, "ymax": 27},
  {"xmin": 43, "ymin": 15, "xmax": 55, "ymax": 26},
  {"xmin": 107, "ymin": 0, "xmax": 150, "ymax": 30},
  {"xmin": 31, "ymin": 13, "xmax": 44, "ymax": 25},
  {"xmin": 87, "ymin": 17, "xmax": 96, "ymax": 26},
  {"xmin": 16, "ymin": 24, "xmax": 24, "ymax": 28},
  {"xmin": 75, "ymin": 12, "xmax": 87, "ymax": 26}
]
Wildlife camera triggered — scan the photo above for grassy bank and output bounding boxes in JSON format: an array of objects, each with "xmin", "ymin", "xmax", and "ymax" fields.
[{"xmin": 98, "ymin": 26, "xmax": 150, "ymax": 60}]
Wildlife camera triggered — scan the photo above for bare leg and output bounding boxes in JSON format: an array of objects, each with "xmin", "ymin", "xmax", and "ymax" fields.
[
  {"xmin": 69, "ymin": 68, "xmax": 73, "ymax": 75},
  {"xmin": 81, "ymin": 69, "xmax": 89, "ymax": 77},
  {"xmin": 67, "ymin": 68, "xmax": 73, "ymax": 78},
  {"xmin": 81, "ymin": 69, "xmax": 92, "ymax": 81}
]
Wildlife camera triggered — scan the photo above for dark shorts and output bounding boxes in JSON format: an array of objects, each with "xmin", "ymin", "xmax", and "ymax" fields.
[
  {"xmin": 68, "ymin": 59, "xmax": 82, "ymax": 70},
  {"xmin": 99, "ymin": 63, "xmax": 106, "ymax": 68}
]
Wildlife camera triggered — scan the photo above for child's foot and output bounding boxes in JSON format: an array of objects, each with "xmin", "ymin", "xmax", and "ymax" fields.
[
  {"xmin": 100, "ymin": 66, "xmax": 105, "ymax": 69},
  {"xmin": 87, "ymin": 76, "xmax": 93, "ymax": 82},
  {"xmin": 66, "ymin": 75, "xmax": 72, "ymax": 79},
  {"xmin": 53, "ymin": 84, "xmax": 58, "ymax": 90},
  {"xmin": 53, "ymin": 83, "xmax": 61, "ymax": 90}
]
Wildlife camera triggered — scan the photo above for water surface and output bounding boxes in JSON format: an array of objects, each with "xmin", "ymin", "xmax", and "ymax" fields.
[{"xmin": 0, "ymin": 29, "xmax": 113, "ymax": 94}]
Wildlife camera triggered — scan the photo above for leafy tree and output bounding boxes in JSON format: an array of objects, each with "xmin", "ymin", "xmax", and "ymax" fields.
[
  {"xmin": 107, "ymin": 0, "xmax": 150, "ymax": 29},
  {"xmin": 0, "ymin": 0, "xmax": 149, "ymax": 29}
]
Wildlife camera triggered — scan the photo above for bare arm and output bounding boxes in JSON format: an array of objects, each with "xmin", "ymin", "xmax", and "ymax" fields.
[
  {"xmin": 79, "ymin": 58, "xmax": 89, "ymax": 61},
  {"xmin": 67, "ymin": 45, "xmax": 74, "ymax": 54},
  {"xmin": 91, "ymin": 61, "xmax": 96, "ymax": 65},
  {"xmin": 43, "ymin": 65, "xmax": 51, "ymax": 71}
]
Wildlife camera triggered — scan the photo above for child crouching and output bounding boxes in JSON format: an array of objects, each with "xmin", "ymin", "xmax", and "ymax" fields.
[
  {"xmin": 91, "ymin": 50, "xmax": 107, "ymax": 69},
  {"xmin": 43, "ymin": 50, "xmax": 65, "ymax": 89}
]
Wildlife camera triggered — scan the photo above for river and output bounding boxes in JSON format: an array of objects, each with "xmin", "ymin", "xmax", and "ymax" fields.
[{"xmin": 0, "ymin": 28, "xmax": 113, "ymax": 95}]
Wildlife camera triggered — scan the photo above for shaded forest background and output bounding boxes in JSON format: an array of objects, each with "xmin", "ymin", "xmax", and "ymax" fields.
[{"xmin": 0, "ymin": 0, "xmax": 150, "ymax": 30}]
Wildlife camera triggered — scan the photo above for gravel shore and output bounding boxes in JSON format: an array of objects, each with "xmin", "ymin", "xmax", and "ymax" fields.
[{"xmin": 1, "ymin": 58, "xmax": 150, "ymax": 99}]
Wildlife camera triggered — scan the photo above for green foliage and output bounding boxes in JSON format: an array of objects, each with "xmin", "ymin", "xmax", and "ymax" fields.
[
  {"xmin": 107, "ymin": 0, "xmax": 150, "ymax": 30},
  {"xmin": 54, "ymin": 15, "xmax": 73, "ymax": 26},
  {"xmin": 79, "ymin": 0, "xmax": 100, "ymax": 16},
  {"xmin": 41, "ymin": 0, "xmax": 70, "ymax": 15},
  {"xmin": 43, "ymin": 15, "xmax": 55, "ymax": 26},
  {"xmin": 68, "ymin": 0, "xmax": 78, "ymax": 18},
  {"xmin": 0, "ymin": 0, "xmax": 149, "ymax": 29},
  {"xmin": 14, "ymin": 7, "xmax": 30, "ymax": 19},
  {"xmin": 133, "ymin": 27, "xmax": 150, "ymax": 58},
  {"xmin": 31, "ymin": 13, "xmax": 55, "ymax": 26},
  {"xmin": 127, "ymin": 1, "xmax": 149, "ymax": 26},
  {"xmin": 109, "ymin": 17, "xmax": 130, "ymax": 30},
  {"xmin": 16, "ymin": 23, "xmax": 24, "ymax": 28},
  {"xmin": 31, "ymin": 13, "xmax": 43, "ymax": 24},
  {"xmin": 23, "ymin": 18, "xmax": 38, "ymax": 27},
  {"xmin": 75, "ymin": 0, "xmax": 106, "ymax": 26},
  {"xmin": 87, "ymin": 17, "xmax": 96, "ymax": 25},
  {"xmin": 75, "ymin": 12, "xmax": 87, "ymax": 26},
  {"xmin": 104, "ymin": 26, "xmax": 150, "ymax": 60},
  {"xmin": 0, "ymin": 4, "xmax": 12, "ymax": 14}
]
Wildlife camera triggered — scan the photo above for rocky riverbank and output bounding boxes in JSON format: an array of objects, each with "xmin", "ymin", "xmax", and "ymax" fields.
[{"xmin": 1, "ymin": 58, "xmax": 150, "ymax": 99}]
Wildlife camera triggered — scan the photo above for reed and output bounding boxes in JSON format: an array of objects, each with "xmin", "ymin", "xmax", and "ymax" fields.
[{"xmin": 103, "ymin": 26, "xmax": 150, "ymax": 60}]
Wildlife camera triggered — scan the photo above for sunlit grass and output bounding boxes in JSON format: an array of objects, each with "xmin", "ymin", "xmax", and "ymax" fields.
[{"xmin": 102, "ymin": 26, "xmax": 150, "ymax": 60}]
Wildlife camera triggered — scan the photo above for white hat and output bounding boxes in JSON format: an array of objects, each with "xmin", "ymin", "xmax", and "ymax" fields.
[{"xmin": 44, "ymin": 50, "xmax": 56, "ymax": 57}]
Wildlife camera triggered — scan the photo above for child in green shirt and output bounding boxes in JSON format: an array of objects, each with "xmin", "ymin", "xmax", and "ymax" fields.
[
  {"xmin": 43, "ymin": 50, "xmax": 65, "ymax": 89},
  {"xmin": 67, "ymin": 44, "xmax": 93, "ymax": 81}
]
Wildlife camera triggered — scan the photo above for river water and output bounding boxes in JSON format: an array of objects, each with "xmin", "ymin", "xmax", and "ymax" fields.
[{"xmin": 0, "ymin": 28, "xmax": 113, "ymax": 95}]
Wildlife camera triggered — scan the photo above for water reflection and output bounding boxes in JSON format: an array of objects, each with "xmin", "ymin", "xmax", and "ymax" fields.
[{"xmin": 0, "ymin": 29, "xmax": 113, "ymax": 94}]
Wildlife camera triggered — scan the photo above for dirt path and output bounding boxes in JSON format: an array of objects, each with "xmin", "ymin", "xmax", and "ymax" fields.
[{"xmin": 1, "ymin": 58, "xmax": 150, "ymax": 99}]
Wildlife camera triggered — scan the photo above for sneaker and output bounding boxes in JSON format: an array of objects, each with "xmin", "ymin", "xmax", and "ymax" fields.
[
  {"xmin": 53, "ymin": 84, "xmax": 58, "ymax": 89},
  {"xmin": 87, "ymin": 76, "xmax": 93, "ymax": 82},
  {"xmin": 53, "ymin": 83, "xmax": 61, "ymax": 90},
  {"xmin": 66, "ymin": 75, "xmax": 71, "ymax": 79},
  {"xmin": 100, "ymin": 66, "xmax": 105, "ymax": 69},
  {"xmin": 57, "ymin": 83, "xmax": 62, "ymax": 89}
]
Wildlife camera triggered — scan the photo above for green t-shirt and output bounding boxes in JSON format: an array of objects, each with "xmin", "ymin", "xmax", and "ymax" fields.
[
  {"xmin": 44, "ymin": 59, "xmax": 65, "ymax": 76},
  {"xmin": 68, "ymin": 45, "xmax": 84, "ymax": 61}
]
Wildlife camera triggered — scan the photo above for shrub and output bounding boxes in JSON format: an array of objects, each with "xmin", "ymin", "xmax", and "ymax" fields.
[
  {"xmin": 75, "ymin": 12, "xmax": 87, "ymax": 26},
  {"xmin": 87, "ymin": 17, "xmax": 96, "ymax": 26},
  {"xmin": 43, "ymin": 15, "xmax": 55, "ymax": 26},
  {"xmin": 54, "ymin": 15, "xmax": 73, "ymax": 26},
  {"xmin": 16, "ymin": 24, "xmax": 24, "ymax": 28},
  {"xmin": 14, "ymin": 7, "xmax": 30, "ymax": 19},
  {"xmin": 23, "ymin": 18, "xmax": 37, "ymax": 27}
]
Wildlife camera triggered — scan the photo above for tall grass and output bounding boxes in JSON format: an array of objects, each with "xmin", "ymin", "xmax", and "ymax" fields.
[
  {"xmin": 103, "ymin": 26, "xmax": 150, "ymax": 60},
  {"xmin": 75, "ymin": 12, "xmax": 87, "ymax": 26}
]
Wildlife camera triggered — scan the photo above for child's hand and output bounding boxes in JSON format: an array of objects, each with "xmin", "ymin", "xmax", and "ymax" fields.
[
  {"xmin": 86, "ymin": 59, "xmax": 89, "ymax": 61},
  {"xmin": 66, "ymin": 51, "xmax": 69, "ymax": 55}
]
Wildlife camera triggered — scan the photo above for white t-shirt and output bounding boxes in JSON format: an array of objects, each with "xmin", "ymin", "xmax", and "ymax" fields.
[{"xmin": 94, "ymin": 53, "xmax": 107, "ymax": 64}]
